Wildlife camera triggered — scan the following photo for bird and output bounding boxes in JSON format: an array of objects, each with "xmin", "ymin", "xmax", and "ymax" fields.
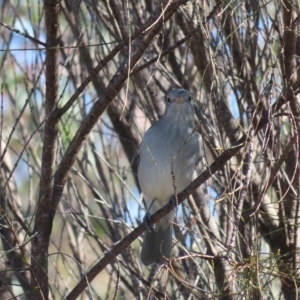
[{"xmin": 137, "ymin": 88, "xmax": 201, "ymax": 265}]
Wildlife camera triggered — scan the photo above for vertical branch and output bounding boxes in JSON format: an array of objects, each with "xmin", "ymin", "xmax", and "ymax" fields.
[
  {"xmin": 280, "ymin": 1, "xmax": 300, "ymax": 298},
  {"xmin": 282, "ymin": 0, "xmax": 297, "ymax": 84},
  {"xmin": 31, "ymin": 1, "xmax": 60, "ymax": 299},
  {"xmin": 228, "ymin": 106, "xmax": 254, "ymax": 252},
  {"xmin": 191, "ymin": 190, "xmax": 235, "ymax": 300}
]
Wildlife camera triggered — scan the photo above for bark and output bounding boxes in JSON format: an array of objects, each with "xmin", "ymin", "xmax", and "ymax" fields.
[{"xmin": 31, "ymin": 1, "xmax": 60, "ymax": 298}]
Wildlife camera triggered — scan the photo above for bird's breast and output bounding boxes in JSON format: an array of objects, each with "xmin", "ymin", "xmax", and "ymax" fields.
[{"xmin": 138, "ymin": 121, "xmax": 199, "ymax": 204}]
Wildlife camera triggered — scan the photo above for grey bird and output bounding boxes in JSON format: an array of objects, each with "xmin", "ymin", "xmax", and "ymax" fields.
[{"xmin": 137, "ymin": 89, "xmax": 201, "ymax": 265}]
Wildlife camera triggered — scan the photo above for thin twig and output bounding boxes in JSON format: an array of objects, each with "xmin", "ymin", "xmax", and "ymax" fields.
[{"xmin": 0, "ymin": 20, "xmax": 47, "ymax": 47}]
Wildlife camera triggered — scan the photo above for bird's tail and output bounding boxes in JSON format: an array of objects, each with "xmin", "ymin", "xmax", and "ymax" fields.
[{"xmin": 141, "ymin": 220, "xmax": 172, "ymax": 266}]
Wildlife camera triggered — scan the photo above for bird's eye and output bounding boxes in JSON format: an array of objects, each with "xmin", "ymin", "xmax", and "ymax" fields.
[
  {"xmin": 188, "ymin": 96, "xmax": 192, "ymax": 101},
  {"xmin": 167, "ymin": 97, "xmax": 171, "ymax": 103}
]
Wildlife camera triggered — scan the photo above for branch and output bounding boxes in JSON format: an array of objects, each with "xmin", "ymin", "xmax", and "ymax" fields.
[
  {"xmin": 228, "ymin": 106, "xmax": 255, "ymax": 251},
  {"xmin": 31, "ymin": 1, "xmax": 61, "ymax": 298},
  {"xmin": 282, "ymin": 0, "xmax": 298, "ymax": 82},
  {"xmin": 0, "ymin": 21, "xmax": 47, "ymax": 47}
]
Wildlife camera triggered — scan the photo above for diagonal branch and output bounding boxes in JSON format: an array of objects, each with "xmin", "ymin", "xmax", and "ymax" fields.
[{"xmin": 0, "ymin": 20, "xmax": 47, "ymax": 47}]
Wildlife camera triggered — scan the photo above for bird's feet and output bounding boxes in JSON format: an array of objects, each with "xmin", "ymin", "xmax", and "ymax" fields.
[
  {"xmin": 143, "ymin": 212, "xmax": 153, "ymax": 232},
  {"xmin": 169, "ymin": 195, "xmax": 178, "ymax": 212},
  {"xmin": 143, "ymin": 198, "xmax": 157, "ymax": 231}
]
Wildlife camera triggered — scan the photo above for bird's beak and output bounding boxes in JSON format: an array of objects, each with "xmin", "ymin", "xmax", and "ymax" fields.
[{"xmin": 174, "ymin": 97, "xmax": 185, "ymax": 104}]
